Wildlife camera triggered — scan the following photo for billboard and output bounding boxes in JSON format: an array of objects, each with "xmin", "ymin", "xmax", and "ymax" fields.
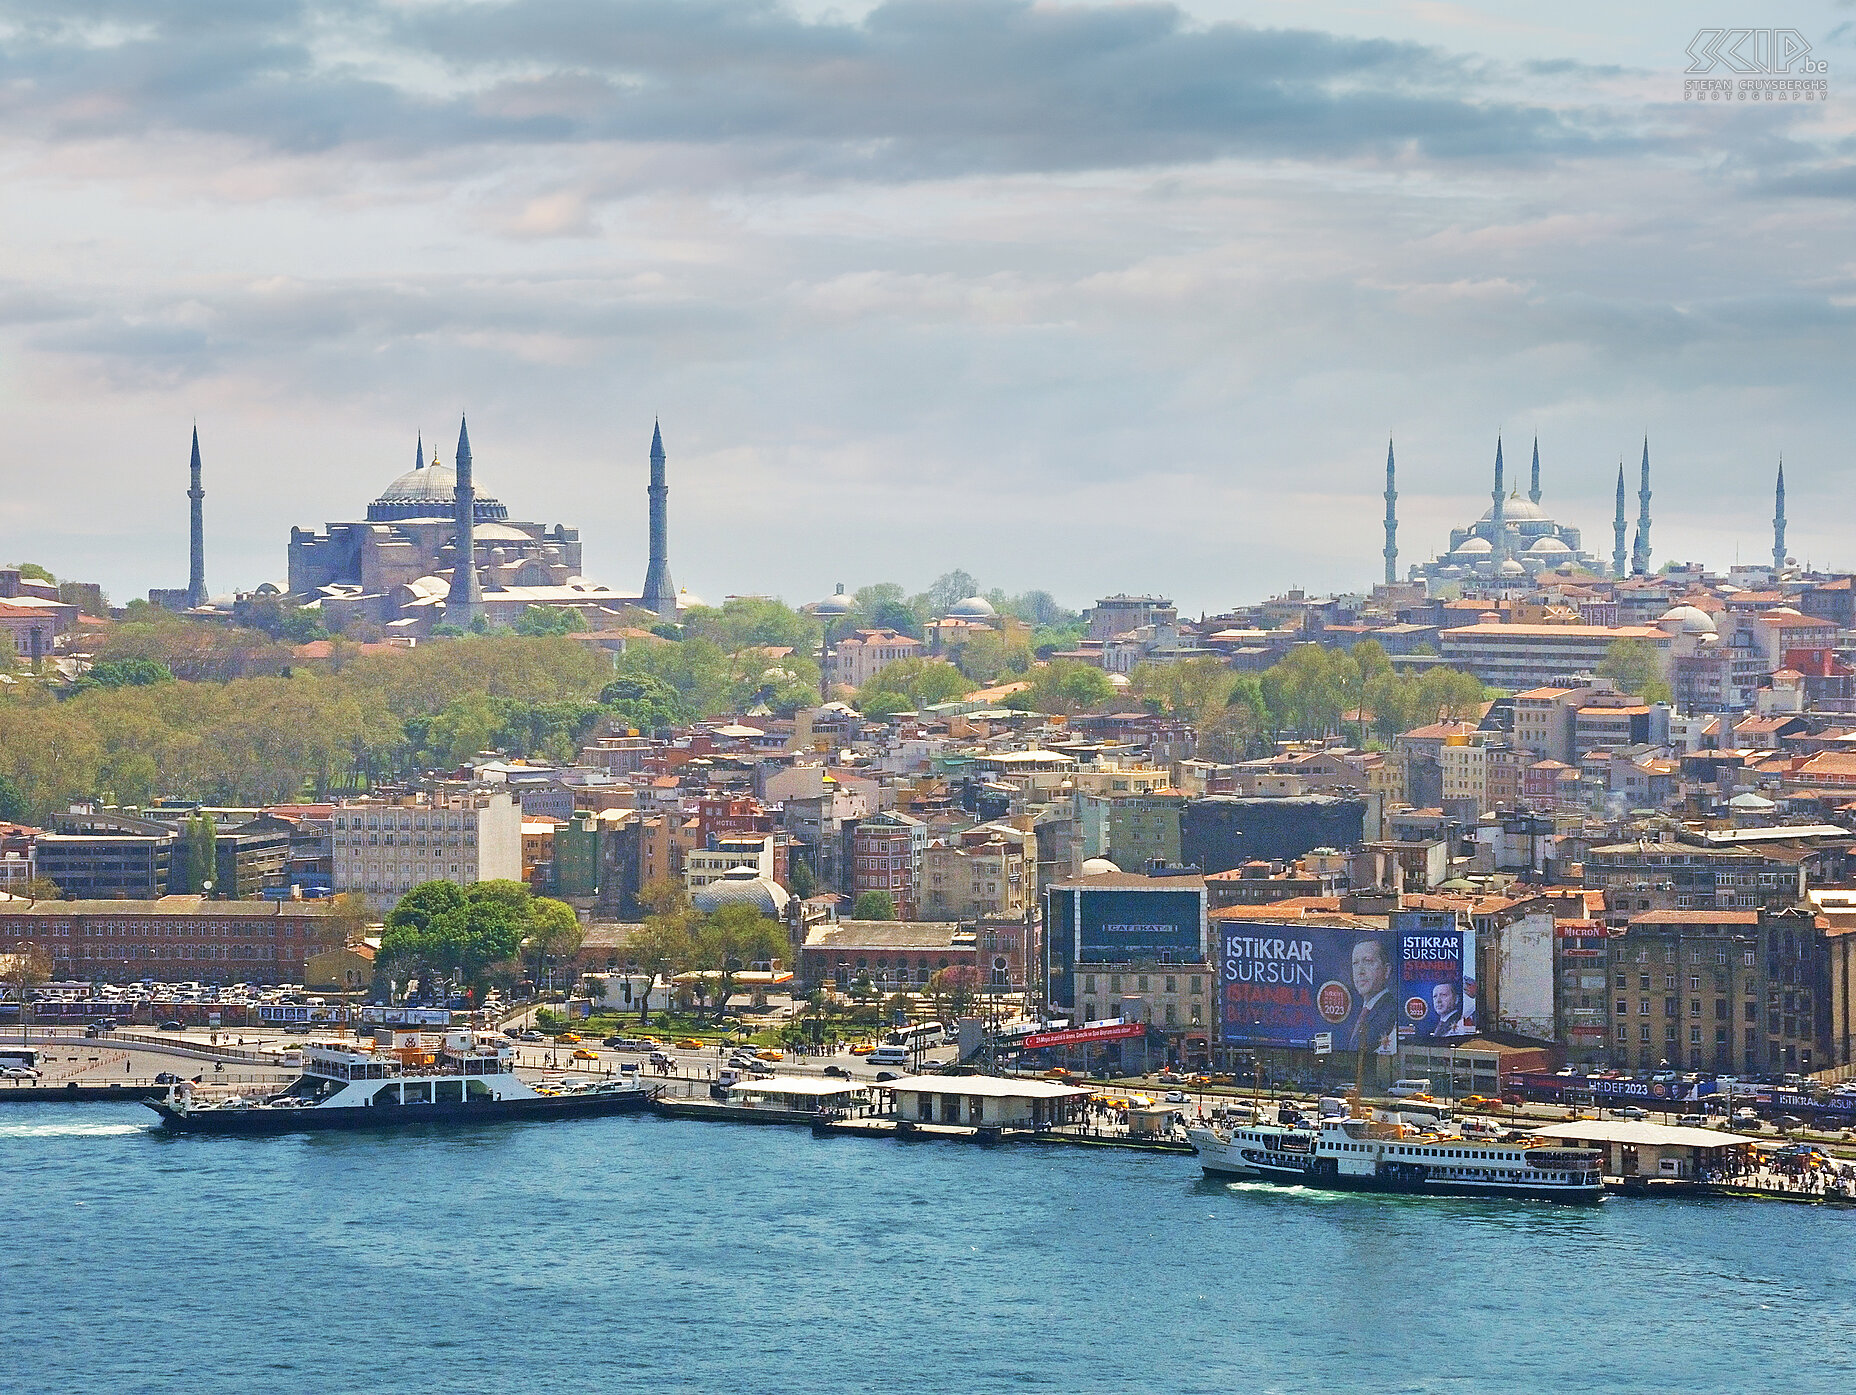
[
  {"xmin": 1219, "ymin": 918, "xmax": 1471, "ymax": 1053},
  {"xmin": 1022, "ymin": 1022, "xmax": 1145, "ymax": 1050},
  {"xmin": 1076, "ymin": 888, "xmax": 1204, "ymax": 963}
]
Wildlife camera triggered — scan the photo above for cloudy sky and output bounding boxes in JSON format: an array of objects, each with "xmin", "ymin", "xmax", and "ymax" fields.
[{"xmin": 2, "ymin": 0, "xmax": 1853, "ymax": 614}]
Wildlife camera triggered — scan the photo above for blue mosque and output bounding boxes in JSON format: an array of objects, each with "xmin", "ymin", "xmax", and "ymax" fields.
[{"xmin": 1387, "ymin": 436, "xmax": 1618, "ymax": 588}]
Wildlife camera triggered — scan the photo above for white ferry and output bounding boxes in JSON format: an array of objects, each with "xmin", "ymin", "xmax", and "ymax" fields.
[
  {"xmin": 1188, "ymin": 1113, "xmax": 1605, "ymax": 1202},
  {"xmin": 144, "ymin": 1031, "xmax": 652, "ymax": 1134}
]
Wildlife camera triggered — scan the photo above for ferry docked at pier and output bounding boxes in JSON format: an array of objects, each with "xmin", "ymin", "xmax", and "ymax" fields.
[
  {"xmin": 144, "ymin": 1031, "xmax": 653, "ymax": 1134},
  {"xmin": 1188, "ymin": 1112, "xmax": 1605, "ymax": 1202}
]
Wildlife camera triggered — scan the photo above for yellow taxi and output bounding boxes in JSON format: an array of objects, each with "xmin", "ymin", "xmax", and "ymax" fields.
[
  {"xmin": 571, "ymin": 1047, "xmax": 598, "ymax": 1061},
  {"xmin": 675, "ymin": 1037, "xmax": 706, "ymax": 1050},
  {"xmin": 1459, "ymin": 1095, "xmax": 1495, "ymax": 1109},
  {"xmin": 849, "ymin": 1042, "xmax": 875, "ymax": 1056},
  {"xmin": 555, "ymin": 1032, "xmax": 582, "ymax": 1044},
  {"xmin": 757, "ymin": 1049, "xmax": 784, "ymax": 1062}
]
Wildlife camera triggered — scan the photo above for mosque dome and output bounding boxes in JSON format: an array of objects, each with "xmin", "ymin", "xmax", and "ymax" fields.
[
  {"xmin": 1480, "ymin": 494, "xmax": 1548, "ymax": 524},
  {"xmin": 947, "ymin": 595, "xmax": 997, "ymax": 620},
  {"xmin": 814, "ymin": 583, "xmax": 854, "ymax": 617},
  {"xmin": 690, "ymin": 865, "xmax": 791, "ymax": 916},
  {"xmin": 1657, "ymin": 605, "xmax": 1718, "ymax": 636},
  {"xmin": 1080, "ymin": 857, "xmax": 1121, "ymax": 876},
  {"xmin": 1455, "ymin": 537, "xmax": 1493, "ymax": 556},
  {"xmin": 1497, "ymin": 558, "xmax": 1526, "ymax": 578},
  {"xmin": 1527, "ymin": 536, "xmax": 1572, "ymax": 555},
  {"xmin": 368, "ymin": 454, "xmax": 508, "ymax": 523}
]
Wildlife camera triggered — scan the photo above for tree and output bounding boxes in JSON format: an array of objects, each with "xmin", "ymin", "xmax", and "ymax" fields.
[
  {"xmin": 1, "ymin": 943, "xmax": 53, "ymax": 1044},
  {"xmin": 854, "ymin": 657, "xmax": 974, "ymax": 714},
  {"xmin": 523, "ymin": 896, "xmax": 586, "ymax": 993},
  {"xmin": 377, "ymin": 880, "xmax": 529, "ymax": 1002},
  {"xmin": 598, "ymin": 674, "xmax": 689, "ymax": 732},
  {"xmin": 928, "ymin": 964, "xmax": 981, "ymax": 1018},
  {"xmin": 1010, "ymin": 659, "xmax": 1114, "ymax": 715},
  {"xmin": 1600, "ymin": 639, "xmax": 1674, "ymax": 706},
  {"xmin": 680, "ymin": 597, "xmax": 821, "ymax": 654},
  {"xmin": 0, "ymin": 773, "xmax": 26, "ymax": 823},
  {"xmin": 20, "ymin": 877, "xmax": 62, "ymax": 902},
  {"xmin": 689, "ymin": 902, "xmax": 786, "ymax": 1021},
  {"xmin": 170, "ymin": 813, "xmax": 217, "ymax": 894},
  {"xmin": 624, "ymin": 914, "xmax": 694, "ymax": 1024},
  {"xmin": 927, "ymin": 570, "xmax": 980, "ymax": 614},
  {"xmin": 852, "ymin": 890, "xmax": 896, "ymax": 920},
  {"xmin": 786, "ymin": 858, "xmax": 818, "ymax": 900},
  {"xmin": 513, "ymin": 605, "xmax": 588, "ymax": 637},
  {"xmin": 73, "ymin": 658, "xmax": 174, "ymax": 691}
]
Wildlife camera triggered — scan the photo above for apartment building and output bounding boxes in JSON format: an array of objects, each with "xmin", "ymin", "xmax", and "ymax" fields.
[{"xmin": 330, "ymin": 791, "xmax": 523, "ymax": 910}]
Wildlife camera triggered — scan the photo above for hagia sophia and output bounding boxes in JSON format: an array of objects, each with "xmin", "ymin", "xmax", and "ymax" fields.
[{"xmin": 258, "ymin": 419, "xmax": 684, "ymax": 636}]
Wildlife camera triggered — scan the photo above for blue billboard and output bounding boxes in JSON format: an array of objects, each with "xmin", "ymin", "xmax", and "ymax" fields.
[
  {"xmin": 1075, "ymin": 888, "xmax": 1204, "ymax": 964},
  {"xmin": 1219, "ymin": 915, "xmax": 1471, "ymax": 1054}
]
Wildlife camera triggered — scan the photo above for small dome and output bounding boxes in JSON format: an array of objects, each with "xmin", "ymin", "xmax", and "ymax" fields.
[
  {"xmin": 1658, "ymin": 604, "xmax": 1718, "ymax": 636},
  {"xmin": 1497, "ymin": 558, "xmax": 1526, "ymax": 577},
  {"xmin": 1764, "ymin": 606, "xmax": 1803, "ymax": 617},
  {"xmin": 690, "ymin": 865, "xmax": 791, "ymax": 916},
  {"xmin": 947, "ymin": 595, "xmax": 997, "ymax": 620},
  {"xmin": 1455, "ymin": 537, "xmax": 1493, "ymax": 555},
  {"xmin": 1080, "ymin": 857, "xmax": 1121, "ymax": 876},
  {"xmin": 1527, "ymin": 536, "xmax": 1572, "ymax": 555},
  {"xmin": 814, "ymin": 583, "xmax": 854, "ymax": 617}
]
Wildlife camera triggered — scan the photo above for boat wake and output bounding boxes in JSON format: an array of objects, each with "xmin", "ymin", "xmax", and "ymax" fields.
[{"xmin": 0, "ymin": 1121, "xmax": 149, "ymax": 1138}]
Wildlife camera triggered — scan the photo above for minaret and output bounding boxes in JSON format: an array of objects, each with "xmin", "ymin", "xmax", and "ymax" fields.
[
  {"xmin": 415, "ymin": 432, "xmax": 425, "ymax": 473},
  {"xmin": 444, "ymin": 415, "xmax": 482, "ymax": 628},
  {"xmin": 185, "ymin": 425, "xmax": 206, "ymax": 608},
  {"xmin": 1773, "ymin": 459, "xmax": 1787, "ymax": 574},
  {"xmin": 1612, "ymin": 464, "xmax": 1627, "ymax": 580},
  {"xmin": 1631, "ymin": 437, "xmax": 1652, "ymax": 576},
  {"xmin": 1528, "ymin": 436, "xmax": 1541, "ymax": 506},
  {"xmin": 1489, "ymin": 436, "xmax": 1507, "ymax": 565},
  {"xmin": 1382, "ymin": 437, "xmax": 1398, "ymax": 586},
  {"xmin": 641, "ymin": 420, "xmax": 677, "ymax": 616}
]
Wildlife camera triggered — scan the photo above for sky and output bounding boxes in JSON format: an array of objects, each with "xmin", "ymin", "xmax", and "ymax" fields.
[{"xmin": 2, "ymin": 0, "xmax": 1853, "ymax": 616}]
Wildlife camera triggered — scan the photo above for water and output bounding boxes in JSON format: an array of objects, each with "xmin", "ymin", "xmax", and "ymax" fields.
[{"xmin": 7, "ymin": 1104, "xmax": 1855, "ymax": 1395}]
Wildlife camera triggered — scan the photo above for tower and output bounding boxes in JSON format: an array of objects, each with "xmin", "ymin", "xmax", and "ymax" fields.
[
  {"xmin": 641, "ymin": 420, "xmax": 677, "ymax": 616},
  {"xmin": 1631, "ymin": 437, "xmax": 1652, "ymax": 576},
  {"xmin": 1489, "ymin": 436, "xmax": 1507, "ymax": 565},
  {"xmin": 444, "ymin": 415, "xmax": 482, "ymax": 628},
  {"xmin": 1382, "ymin": 438, "xmax": 1397, "ymax": 586},
  {"xmin": 185, "ymin": 425, "xmax": 206, "ymax": 608},
  {"xmin": 1773, "ymin": 459, "xmax": 1787, "ymax": 574},
  {"xmin": 415, "ymin": 432, "xmax": 424, "ymax": 473},
  {"xmin": 1528, "ymin": 436, "xmax": 1541, "ymax": 506},
  {"xmin": 1612, "ymin": 464, "xmax": 1627, "ymax": 580}
]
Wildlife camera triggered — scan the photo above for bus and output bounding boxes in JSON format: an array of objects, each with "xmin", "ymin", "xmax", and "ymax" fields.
[
  {"xmin": 883, "ymin": 1022, "xmax": 946, "ymax": 1051},
  {"xmin": 0, "ymin": 1047, "xmax": 40, "ymax": 1070}
]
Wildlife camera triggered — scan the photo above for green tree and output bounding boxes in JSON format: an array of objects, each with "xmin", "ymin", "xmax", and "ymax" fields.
[
  {"xmin": 377, "ymin": 880, "xmax": 530, "ymax": 1001},
  {"xmin": 598, "ymin": 674, "xmax": 691, "ymax": 731},
  {"xmin": 681, "ymin": 597, "xmax": 821, "ymax": 654},
  {"xmin": 522, "ymin": 896, "xmax": 586, "ymax": 992},
  {"xmin": 513, "ymin": 605, "xmax": 589, "ymax": 637},
  {"xmin": 624, "ymin": 914, "xmax": 694, "ymax": 1025},
  {"xmin": 0, "ymin": 773, "xmax": 26, "ymax": 823},
  {"xmin": 1599, "ymin": 638, "xmax": 1674, "ymax": 705},
  {"xmin": 74, "ymin": 658, "xmax": 174, "ymax": 691},
  {"xmin": 786, "ymin": 858, "xmax": 819, "ymax": 900},
  {"xmin": 1009, "ymin": 659, "xmax": 1114, "ymax": 715},
  {"xmin": 854, "ymin": 657, "xmax": 974, "ymax": 714},
  {"xmin": 852, "ymin": 890, "xmax": 896, "ymax": 920},
  {"xmin": 688, "ymin": 902, "xmax": 787, "ymax": 1021},
  {"xmin": 11, "ymin": 563, "xmax": 55, "ymax": 583},
  {"xmin": 927, "ymin": 570, "xmax": 980, "ymax": 614}
]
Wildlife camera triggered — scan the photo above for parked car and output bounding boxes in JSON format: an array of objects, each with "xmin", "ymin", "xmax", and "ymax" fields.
[
  {"xmin": 282, "ymin": 1023, "xmax": 314, "ymax": 1035},
  {"xmin": 822, "ymin": 1065, "xmax": 851, "ymax": 1079},
  {"xmin": 1, "ymin": 1066, "xmax": 40, "ymax": 1079},
  {"xmin": 1678, "ymin": 1114, "xmax": 1709, "ymax": 1127},
  {"xmin": 158, "ymin": 1020, "xmax": 185, "ymax": 1031},
  {"xmin": 874, "ymin": 1070, "xmax": 900, "ymax": 1082},
  {"xmin": 1164, "ymin": 1090, "xmax": 1189, "ymax": 1104},
  {"xmin": 1618, "ymin": 1106, "xmax": 1649, "ymax": 1120},
  {"xmin": 153, "ymin": 1072, "xmax": 185, "ymax": 1085}
]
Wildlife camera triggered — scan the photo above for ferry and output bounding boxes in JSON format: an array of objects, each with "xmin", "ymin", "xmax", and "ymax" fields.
[
  {"xmin": 1188, "ymin": 1112, "xmax": 1605, "ymax": 1202},
  {"xmin": 143, "ymin": 1031, "xmax": 653, "ymax": 1134}
]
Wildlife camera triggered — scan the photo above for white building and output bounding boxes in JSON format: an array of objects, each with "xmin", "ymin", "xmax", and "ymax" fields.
[{"xmin": 331, "ymin": 791, "xmax": 523, "ymax": 910}]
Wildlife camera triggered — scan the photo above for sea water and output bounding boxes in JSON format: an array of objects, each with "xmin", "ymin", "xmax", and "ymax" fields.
[{"xmin": 6, "ymin": 1104, "xmax": 1855, "ymax": 1394}]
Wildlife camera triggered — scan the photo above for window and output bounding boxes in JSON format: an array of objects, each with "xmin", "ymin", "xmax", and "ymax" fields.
[
  {"xmin": 1689, "ymin": 1026, "xmax": 1702, "ymax": 1046},
  {"xmin": 1639, "ymin": 999, "xmax": 1651, "ymax": 1016},
  {"xmin": 1639, "ymin": 1025, "xmax": 1651, "ymax": 1043}
]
